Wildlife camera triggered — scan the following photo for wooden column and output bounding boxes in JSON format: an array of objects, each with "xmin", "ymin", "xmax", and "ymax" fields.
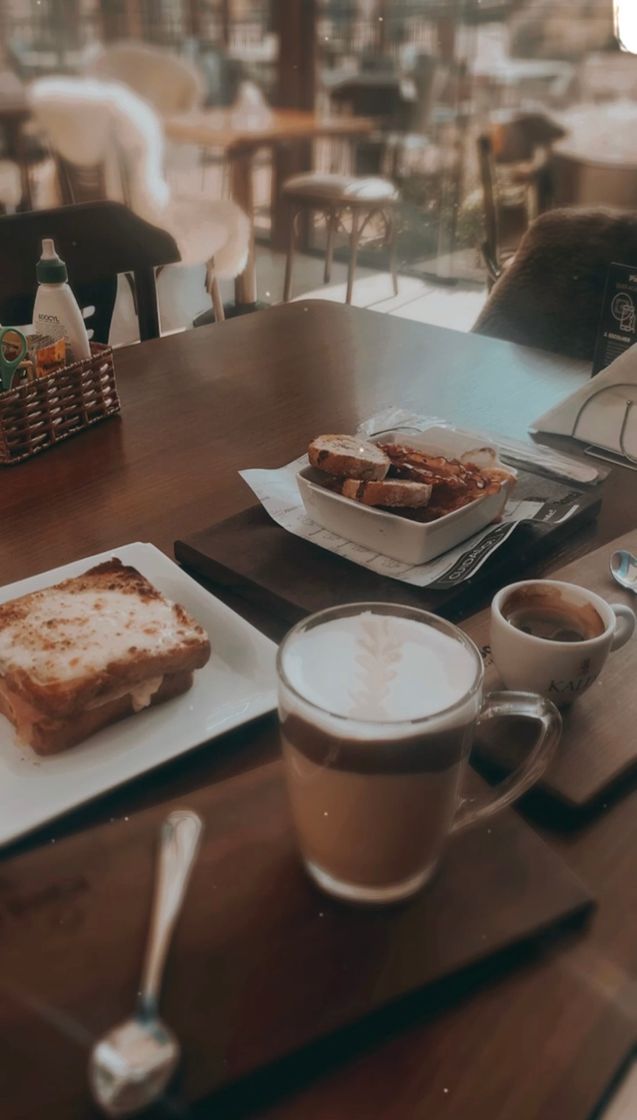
[
  {"xmin": 0, "ymin": 0, "xmax": 8, "ymax": 64},
  {"xmin": 53, "ymin": 0, "xmax": 81, "ymax": 54},
  {"xmin": 377, "ymin": 0, "xmax": 388, "ymax": 54},
  {"xmin": 185, "ymin": 0, "xmax": 202, "ymax": 37},
  {"xmin": 98, "ymin": 0, "xmax": 139, "ymax": 41},
  {"xmin": 220, "ymin": 0, "xmax": 231, "ymax": 47},
  {"xmin": 274, "ymin": 0, "xmax": 316, "ymax": 111},
  {"xmin": 271, "ymin": 0, "xmax": 317, "ymax": 251},
  {"xmin": 436, "ymin": 13, "xmax": 457, "ymax": 64}
]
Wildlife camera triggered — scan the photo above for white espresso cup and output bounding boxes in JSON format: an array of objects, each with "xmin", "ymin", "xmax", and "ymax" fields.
[{"xmin": 491, "ymin": 579, "xmax": 635, "ymax": 704}]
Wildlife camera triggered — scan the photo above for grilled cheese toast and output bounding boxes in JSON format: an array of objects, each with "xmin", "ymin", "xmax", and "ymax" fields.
[{"xmin": 0, "ymin": 558, "xmax": 211, "ymax": 753}]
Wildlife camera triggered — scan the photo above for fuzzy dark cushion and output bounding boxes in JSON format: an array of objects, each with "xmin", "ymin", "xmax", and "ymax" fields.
[{"xmin": 472, "ymin": 208, "xmax": 637, "ymax": 361}]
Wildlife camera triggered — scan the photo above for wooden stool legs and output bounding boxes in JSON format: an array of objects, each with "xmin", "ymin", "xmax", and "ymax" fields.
[
  {"xmin": 283, "ymin": 210, "xmax": 297, "ymax": 302},
  {"xmin": 206, "ymin": 259, "xmax": 225, "ymax": 323},
  {"xmin": 388, "ymin": 210, "xmax": 399, "ymax": 297},
  {"xmin": 324, "ymin": 208, "xmax": 338, "ymax": 284},
  {"xmin": 210, "ymin": 276, "xmax": 225, "ymax": 323},
  {"xmin": 282, "ymin": 200, "xmax": 398, "ymax": 306},
  {"xmin": 346, "ymin": 210, "xmax": 360, "ymax": 305}
]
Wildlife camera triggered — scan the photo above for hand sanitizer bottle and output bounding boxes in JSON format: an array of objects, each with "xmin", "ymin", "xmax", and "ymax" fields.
[{"xmin": 33, "ymin": 239, "xmax": 91, "ymax": 361}]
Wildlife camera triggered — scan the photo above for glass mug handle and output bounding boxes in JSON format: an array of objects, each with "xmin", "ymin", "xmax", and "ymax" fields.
[{"xmin": 451, "ymin": 691, "xmax": 561, "ymax": 833}]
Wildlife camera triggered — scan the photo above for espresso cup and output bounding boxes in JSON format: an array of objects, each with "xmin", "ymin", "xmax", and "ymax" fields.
[
  {"xmin": 491, "ymin": 579, "xmax": 635, "ymax": 705},
  {"xmin": 277, "ymin": 603, "xmax": 561, "ymax": 906}
]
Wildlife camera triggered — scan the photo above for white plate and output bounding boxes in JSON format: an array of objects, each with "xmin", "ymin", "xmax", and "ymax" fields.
[
  {"xmin": 297, "ymin": 427, "xmax": 516, "ymax": 566},
  {"xmin": 0, "ymin": 543, "xmax": 277, "ymax": 847}
]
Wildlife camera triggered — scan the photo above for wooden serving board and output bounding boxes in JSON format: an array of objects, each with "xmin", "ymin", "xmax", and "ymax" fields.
[
  {"xmin": 466, "ymin": 529, "xmax": 637, "ymax": 811},
  {"xmin": 175, "ymin": 470, "xmax": 601, "ymax": 625},
  {"xmin": 0, "ymin": 760, "xmax": 593, "ymax": 1118}
]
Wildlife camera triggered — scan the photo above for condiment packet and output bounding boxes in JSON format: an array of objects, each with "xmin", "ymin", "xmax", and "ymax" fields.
[{"xmin": 27, "ymin": 326, "xmax": 67, "ymax": 378}]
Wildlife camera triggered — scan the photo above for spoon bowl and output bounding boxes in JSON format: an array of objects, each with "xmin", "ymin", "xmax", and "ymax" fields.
[
  {"xmin": 89, "ymin": 1016, "xmax": 179, "ymax": 1118},
  {"xmin": 89, "ymin": 809, "xmax": 202, "ymax": 1117},
  {"xmin": 610, "ymin": 549, "xmax": 637, "ymax": 593}
]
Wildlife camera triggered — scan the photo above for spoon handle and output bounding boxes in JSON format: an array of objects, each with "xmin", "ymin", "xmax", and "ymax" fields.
[{"xmin": 138, "ymin": 809, "xmax": 203, "ymax": 1017}]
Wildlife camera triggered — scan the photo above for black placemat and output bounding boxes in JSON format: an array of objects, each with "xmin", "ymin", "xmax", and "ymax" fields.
[
  {"xmin": 0, "ymin": 761, "xmax": 594, "ymax": 1113},
  {"xmin": 175, "ymin": 470, "xmax": 601, "ymax": 625}
]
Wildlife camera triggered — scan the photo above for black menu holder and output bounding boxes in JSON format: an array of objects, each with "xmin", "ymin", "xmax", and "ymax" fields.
[{"xmin": 592, "ymin": 261, "xmax": 637, "ymax": 375}]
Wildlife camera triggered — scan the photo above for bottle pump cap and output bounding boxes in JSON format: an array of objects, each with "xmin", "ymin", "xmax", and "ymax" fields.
[{"xmin": 36, "ymin": 238, "xmax": 68, "ymax": 284}]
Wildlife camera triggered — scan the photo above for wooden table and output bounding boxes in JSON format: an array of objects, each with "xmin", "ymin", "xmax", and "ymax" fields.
[
  {"xmin": 165, "ymin": 110, "xmax": 373, "ymax": 305},
  {"xmin": 552, "ymin": 101, "xmax": 637, "ymax": 208},
  {"xmin": 472, "ymin": 57, "xmax": 574, "ymax": 110},
  {"xmin": 1, "ymin": 302, "xmax": 636, "ymax": 1119}
]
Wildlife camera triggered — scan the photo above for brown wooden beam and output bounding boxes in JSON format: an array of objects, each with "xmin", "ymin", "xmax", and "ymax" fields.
[
  {"xmin": 274, "ymin": 0, "xmax": 316, "ymax": 111},
  {"xmin": 220, "ymin": 0, "xmax": 231, "ymax": 47},
  {"xmin": 185, "ymin": 0, "xmax": 202, "ymax": 37},
  {"xmin": 436, "ymin": 14, "xmax": 457, "ymax": 63},
  {"xmin": 0, "ymin": 1, "xmax": 7, "ymax": 63},
  {"xmin": 97, "ymin": 0, "xmax": 135, "ymax": 41},
  {"xmin": 378, "ymin": 0, "xmax": 388, "ymax": 54}
]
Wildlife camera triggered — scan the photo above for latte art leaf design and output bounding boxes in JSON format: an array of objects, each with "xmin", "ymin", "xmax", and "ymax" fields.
[{"xmin": 347, "ymin": 615, "xmax": 403, "ymax": 719}]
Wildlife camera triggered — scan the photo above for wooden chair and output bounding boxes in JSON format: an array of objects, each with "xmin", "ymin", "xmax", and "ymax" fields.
[
  {"xmin": 477, "ymin": 133, "xmax": 508, "ymax": 287},
  {"xmin": 477, "ymin": 114, "xmax": 565, "ymax": 287},
  {"xmin": 282, "ymin": 173, "xmax": 400, "ymax": 305},
  {"xmin": 328, "ymin": 76, "xmax": 412, "ymax": 177},
  {"xmin": 0, "ymin": 201, "xmax": 179, "ymax": 343},
  {"xmin": 50, "ymin": 147, "xmax": 228, "ymax": 325}
]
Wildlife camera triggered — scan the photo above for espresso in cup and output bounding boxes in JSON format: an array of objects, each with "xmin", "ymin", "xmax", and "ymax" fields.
[
  {"xmin": 503, "ymin": 584, "xmax": 606, "ymax": 643},
  {"xmin": 278, "ymin": 604, "xmax": 560, "ymax": 905},
  {"xmin": 491, "ymin": 580, "xmax": 635, "ymax": 704}
]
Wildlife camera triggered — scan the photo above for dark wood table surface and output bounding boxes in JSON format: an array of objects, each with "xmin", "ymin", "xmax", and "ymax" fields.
[{"xmin": 1, "ymin": 302, "xmax": 636, "ymax": 1119}]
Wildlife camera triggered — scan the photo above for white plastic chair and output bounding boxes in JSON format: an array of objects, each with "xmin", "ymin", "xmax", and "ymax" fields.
[
  {"xmin": 30, "ymin": 78, "xmax": 249, "ymax": 323},
  {"xmin": 0, "ymin": 160, "xmax": 21, "ymax": 213},
  {"xmin": 84, "ymin": 40, "xmax": 204, "ymax": 115}
]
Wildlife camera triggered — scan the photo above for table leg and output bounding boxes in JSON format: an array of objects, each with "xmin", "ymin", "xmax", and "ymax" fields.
[
  {"xmin": 17, "ymin": 137, "xmax": 33, "ymax": 212},
  {"xmin": 5, "ymin": 119, "xmax": 33, "ymax": 212},
  {"xmin": 230, "ymin": 148, "xmax": 257, "ymax": 307},
  {"xmin": 272, "ymin": 140, "xmax": 312, "ymax": 252}
]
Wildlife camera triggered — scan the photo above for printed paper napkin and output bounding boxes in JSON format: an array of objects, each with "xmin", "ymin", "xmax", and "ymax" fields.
[{"xmin": 532, "ymin": 344, "xmax": 637, "ymax": 463}]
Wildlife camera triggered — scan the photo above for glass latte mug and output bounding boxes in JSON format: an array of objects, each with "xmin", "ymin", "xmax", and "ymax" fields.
[{"xmin": 277, "ymin": 603, "xmax": 561, "ymax": 905}]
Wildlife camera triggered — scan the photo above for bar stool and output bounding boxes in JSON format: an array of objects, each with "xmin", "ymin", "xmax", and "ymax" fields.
[{"xmin": 281, "ymin": 173, "xmax": 400, "ymax": 305}]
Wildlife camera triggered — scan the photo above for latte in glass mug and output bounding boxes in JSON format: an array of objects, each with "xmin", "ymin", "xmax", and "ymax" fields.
[{"xmin": 277, "ymin": 604, "xmax": 561, "ymax": 905}]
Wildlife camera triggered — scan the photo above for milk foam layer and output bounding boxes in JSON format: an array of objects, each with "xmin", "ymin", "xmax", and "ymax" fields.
[{"xmin": 281, "ymin": 613, "xmax": 478, "ymax": 726}]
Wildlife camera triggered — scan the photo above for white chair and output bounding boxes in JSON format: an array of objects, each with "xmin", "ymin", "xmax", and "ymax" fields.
[
  {"xmin": 0, "ymin": 160, "xmax": 21, "ymax": 213},
  {"xmin": 30, "ymin": 78, "xmax": 249, "ymax": 324},
  {"xmin": 84, "ymin": 40, "xmax": 204, "ymax": 115}
]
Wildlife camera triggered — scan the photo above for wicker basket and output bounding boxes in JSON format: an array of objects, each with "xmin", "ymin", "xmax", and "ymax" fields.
[{"xmin": 0, "ymin": 342, "xmax": 120, "ymax": 466}]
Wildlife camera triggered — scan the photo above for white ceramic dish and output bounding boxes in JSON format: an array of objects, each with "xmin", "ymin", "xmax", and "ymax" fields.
[
  {"xmin": 297, "ymin": 426, "xmax": 516, "ymax": 566},
  {"xmin": 0, "ymin": 543, "xmax": 277, "ymax": 847}
]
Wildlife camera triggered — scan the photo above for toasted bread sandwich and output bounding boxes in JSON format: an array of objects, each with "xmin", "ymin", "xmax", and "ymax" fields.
[{"xmin": 0, "ymin": 558, "xmax": 211, "ymax": 754}]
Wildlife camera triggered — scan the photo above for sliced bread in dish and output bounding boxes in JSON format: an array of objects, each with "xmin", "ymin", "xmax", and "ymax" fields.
[
  {"xmin": 337, "ymin": 478, "xmax": 433, "ymax": 508},
  {"xmin": 308, "ymin": 434, "xmax": 390, "ymax": 481}
]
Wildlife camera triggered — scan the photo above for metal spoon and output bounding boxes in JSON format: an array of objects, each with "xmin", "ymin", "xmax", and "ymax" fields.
[
  {"xmin": 89, "ymin": 809, "xmax": 203, "ymax": 1118},
  {"xmin": 610, "ymin": 549, "xmax": 637, "ymax": 594}
]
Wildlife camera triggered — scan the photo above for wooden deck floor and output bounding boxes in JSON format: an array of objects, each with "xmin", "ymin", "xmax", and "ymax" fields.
[{"xmin": 292, "ymin": 271, "xmax": 486, "ymax": 333}]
